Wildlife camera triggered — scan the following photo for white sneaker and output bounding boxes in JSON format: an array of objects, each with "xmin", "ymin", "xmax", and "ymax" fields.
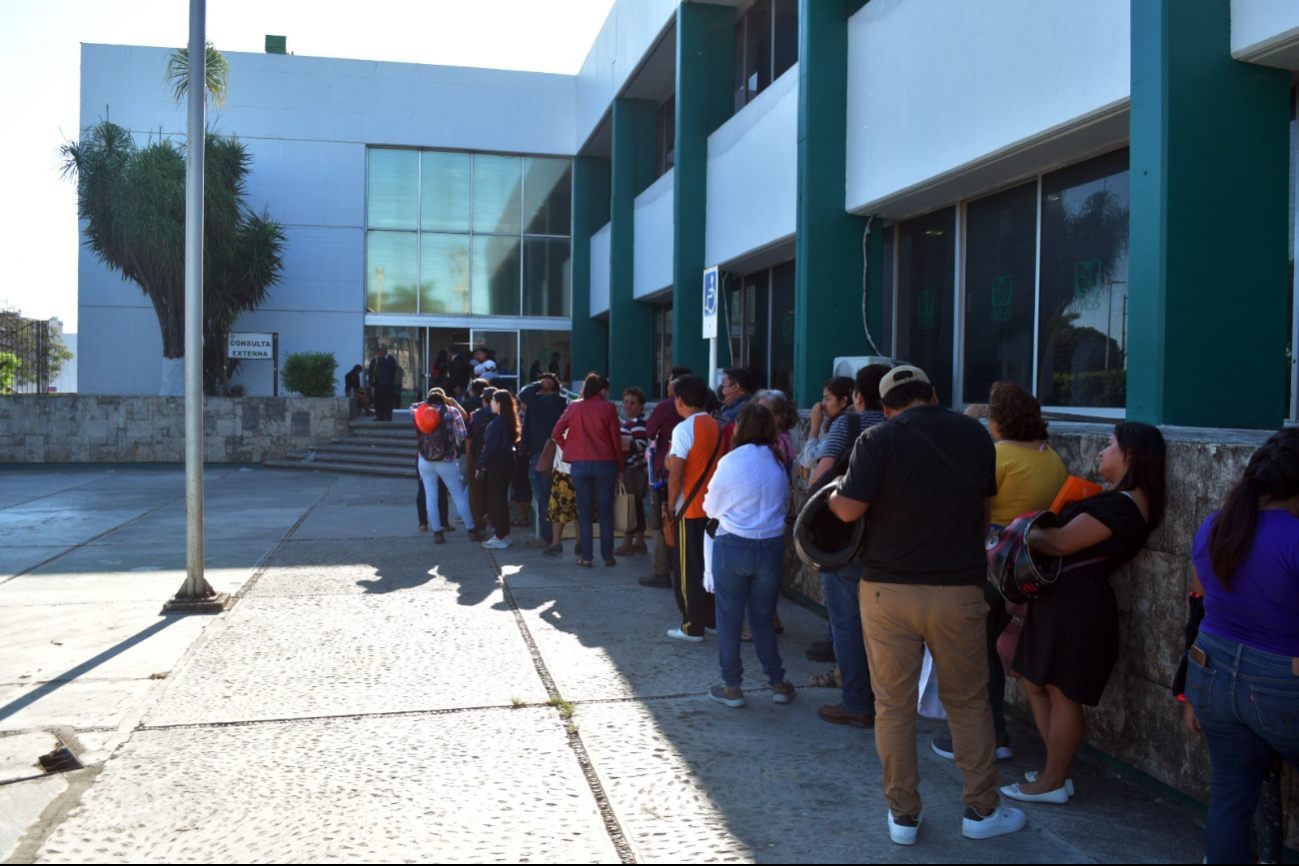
[
  {"xmin": 887, "ymin": 811, "xmax": 922, "ymax": 846},
  {"xmin": 995, "ymin": 743, "xmax": 1014, "ymax": 762},
  {"xmin": 665, "ymin": 628, "xmax": 704, "ymax": 643},
  {"xmin": 482, "ymin": 537, "xmax": 511, "ymax": 550},
  {"xmin": 963, "ymin": 805, "xmax": 1027, "ymax": 839},
  {"xmin": 1025, "ymin": 771, "xmax": 1075, "ymax": 798}
]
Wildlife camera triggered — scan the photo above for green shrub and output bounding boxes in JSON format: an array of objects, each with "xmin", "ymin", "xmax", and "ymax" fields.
[
  {"xmin": 0, "ymin": 352, "xmax": 19, "ymax": 393},
  {"xmin": 281, "ymin": 351, "xmax": 338, "ymax": 397}
]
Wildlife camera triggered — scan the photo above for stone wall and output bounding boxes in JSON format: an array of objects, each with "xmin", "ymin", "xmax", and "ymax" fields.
[
  {"xmin": 783, "ymin": 416, "xmax": 1297, "ymax": 844},
  {"xmin": 0, "ymin": 396, "xmax": 350, "ymax": 463}
]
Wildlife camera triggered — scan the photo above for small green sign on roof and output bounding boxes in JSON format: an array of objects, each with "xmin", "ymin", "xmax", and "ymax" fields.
[{"xmin": 265, "ymin": 35, "xmax": 287, "ymax": 55}]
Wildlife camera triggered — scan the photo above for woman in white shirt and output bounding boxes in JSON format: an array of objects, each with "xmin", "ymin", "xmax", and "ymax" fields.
[{"xmin": 702, "ymin": 403, "xmax": 796, "ymax": 708}]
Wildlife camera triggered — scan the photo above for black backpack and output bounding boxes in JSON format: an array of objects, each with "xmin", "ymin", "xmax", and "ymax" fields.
[{"xmin": 418, "ymin": 409, "xmax": 454, "ymax": 462}]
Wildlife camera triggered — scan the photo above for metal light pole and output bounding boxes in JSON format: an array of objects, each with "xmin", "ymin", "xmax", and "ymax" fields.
[{"xmin": 166, "ymin": 0, "xmax": 226, "ymax": 613}]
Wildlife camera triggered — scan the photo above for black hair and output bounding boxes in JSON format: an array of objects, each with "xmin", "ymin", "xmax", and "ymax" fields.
[
  {"xmin": 881, "ymin": 380, "xmax": 935, "ymax": 410},
  {"xmin": 854, "ymin": 365, "xmax": 889, "ymax": 412},
  {"xmin": 823, "ymin": 376, "xmax": 854, "ymax": 408},
  {"xmin": 669, "ymin": 366, "xmax": 694, "ymax": 380},
  {"xmin": 469, "ymin": 378, "xmax": 489, "ymax": 396},
  {"xmin": 672, "ymin": 374, "xmax": 710, "ymax": 410},
  {"xmin": 581, "ymin": 372, "xmax": 610, "ymax": 400},
  {"xmin": 723, "ymin": 367, "xmax": 756, "ymax": 395},
  {"xmin": 1112, "ymin": 422, "xmax": 1166, "ymax": 530},
  {"xmin": 351, "ymin": 364, "xmax": 363, "ymax": 374},
  {"xmin": 1208, "ymin": 428, "xmax": 1299, "ymax": 588},
  {"xmin": 538, "ymin": 372, "xmax": 560, "ymax": 391}
]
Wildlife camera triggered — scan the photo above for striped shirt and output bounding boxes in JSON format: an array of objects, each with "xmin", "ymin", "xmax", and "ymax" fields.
[{"xmin": 622, "ymin": 414, "xmax": 648, "ymax": 467}]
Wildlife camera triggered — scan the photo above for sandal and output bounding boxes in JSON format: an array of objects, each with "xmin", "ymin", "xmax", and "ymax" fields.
[
  {"xmin": 774, "ymin": 617, "xmax": 784, "ymax": 634},
  {"xmin": 418, "ymin": 524, "xmax": 429, "ymax": 532},
  {"xmin": 511, "ymin": 518, "xmax": 530, "ymax": 527},
  {"xmin": 808, "ymin": 668, "xmax": 841, "ymax": 689},
  {"xmin": 741, "ymin": 626, "xmax": 753, "ymax": 643},
  {"xmin": 576, "ymin": 559, "xmax": 593, "ymax": 568}
]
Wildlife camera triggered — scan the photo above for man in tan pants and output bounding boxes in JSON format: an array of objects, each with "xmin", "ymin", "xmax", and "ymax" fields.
[{"xmin": 828, "ymin": 365, "xmax": 1026, "ymax": 846}]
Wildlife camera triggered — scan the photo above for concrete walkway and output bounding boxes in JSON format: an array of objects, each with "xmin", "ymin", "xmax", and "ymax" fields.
[{"xmin": 1, "ymin": 467, "xmax": 1206, "ymax": 863}]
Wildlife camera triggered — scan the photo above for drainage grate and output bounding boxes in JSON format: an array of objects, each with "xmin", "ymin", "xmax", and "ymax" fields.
[{"xmin": 38, "ymin": 747, "xmax": 83, "ymax": 775}]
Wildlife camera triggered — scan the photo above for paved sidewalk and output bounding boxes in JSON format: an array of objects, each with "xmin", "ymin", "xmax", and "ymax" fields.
[{"xmin": 1, "ymin": 468, "xmax": 1206, "ymax": 863}]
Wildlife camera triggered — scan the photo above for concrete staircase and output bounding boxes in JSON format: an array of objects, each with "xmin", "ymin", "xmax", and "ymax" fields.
[{"xmin": 264, "ymin": 416, "xmax": 418, "ymax": 478}]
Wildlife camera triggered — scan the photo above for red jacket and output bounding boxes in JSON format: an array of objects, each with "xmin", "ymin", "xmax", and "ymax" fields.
[{"xmin": 552, "ymin": 397, "xmax": 623, "ymax": 464}]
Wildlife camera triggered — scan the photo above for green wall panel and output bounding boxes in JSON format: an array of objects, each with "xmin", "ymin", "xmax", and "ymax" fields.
[
  {"xmin": 571, "ymin": 155, "xmax": 611, "ymax": 381},
  {"xmin": 609, "ymin": 98, "xmax": 659, "ymax": 393},
  {"xmin": 1128, "ymin": 0, "xmax": 1290, "ymax": 428}
]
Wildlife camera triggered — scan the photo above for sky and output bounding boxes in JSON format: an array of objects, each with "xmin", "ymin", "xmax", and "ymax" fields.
[{"xmin": 0, "ymin": 0, "xmax": 618, "ymax": 333}]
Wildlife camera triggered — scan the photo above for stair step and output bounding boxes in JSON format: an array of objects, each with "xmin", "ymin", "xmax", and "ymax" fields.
[
  {"xmin": 332, "ymin": 437, "xmax": 416, "ymax": 450},
  {"xmin": 317, "ymin": 441, "xmax": 414, "ymax": 456},
  {"xmin": 287, "ymin": 450, "xmax": 413, "ymax": 468},
  {"xmin": 264, "ymin": 459, "xmax": 415, "ymax": 478}
]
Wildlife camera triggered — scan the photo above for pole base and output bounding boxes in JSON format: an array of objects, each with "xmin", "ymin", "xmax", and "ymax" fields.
[{"xmin": 162, "ymin": 592, "xmax": 231, "ymax": 615}]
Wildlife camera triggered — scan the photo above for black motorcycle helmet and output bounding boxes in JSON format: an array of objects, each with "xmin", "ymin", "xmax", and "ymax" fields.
[
  {"xmin": 987, "ymin": 510, "xmax": 1062, "ymax": 604},
  {"xmin": 794, "ymin": 483, "xmax": 866, "ymax": 573}
]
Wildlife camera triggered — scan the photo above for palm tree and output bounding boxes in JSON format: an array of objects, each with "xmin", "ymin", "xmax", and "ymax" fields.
[
  {"xmin": 165, "ymin": 41, "xmax": 230, "ymax": 108},
  {"xmin": 60, "ymin": 121, "xmax": 286, "ymax": 395}
]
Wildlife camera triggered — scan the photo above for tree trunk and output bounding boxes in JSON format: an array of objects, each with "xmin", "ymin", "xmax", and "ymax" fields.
[{"xmin": 159, "ymin": 356, "xmax": 185, "ymax": 396}]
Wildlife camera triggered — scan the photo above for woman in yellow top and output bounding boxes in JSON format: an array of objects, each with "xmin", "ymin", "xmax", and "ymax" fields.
[{"xmin": 931, "ymin": 380, "xmax": 1067, "ymax": 764}]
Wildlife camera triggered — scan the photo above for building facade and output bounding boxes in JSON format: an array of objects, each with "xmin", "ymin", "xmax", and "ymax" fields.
[{"xmin": 79, "ymin": 0, "xmax": 1299, "ymax": 429}]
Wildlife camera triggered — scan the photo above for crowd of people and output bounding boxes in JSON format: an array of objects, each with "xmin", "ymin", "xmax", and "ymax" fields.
[{"xmin": 400, "ymin": 349, "xmax": 1296, "ymax": 860}]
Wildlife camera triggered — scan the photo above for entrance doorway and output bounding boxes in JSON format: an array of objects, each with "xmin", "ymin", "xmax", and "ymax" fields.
[{"xmin": 471, "ymin": 329, "xmax": 520, "ymax": 393}]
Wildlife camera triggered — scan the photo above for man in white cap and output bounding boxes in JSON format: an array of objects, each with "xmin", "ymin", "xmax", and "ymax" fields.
[{"xmin": 827, "ymin": 365, "xmax": 1026, "ymax": 846}]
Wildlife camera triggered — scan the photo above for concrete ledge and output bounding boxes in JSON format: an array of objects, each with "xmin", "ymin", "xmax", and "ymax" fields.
[{"xmin": 0, "ymin": 396, "xmax": 350, "ymax": 463}]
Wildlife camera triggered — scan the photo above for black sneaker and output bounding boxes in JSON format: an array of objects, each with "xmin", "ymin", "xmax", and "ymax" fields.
[
  {"xmin": 932, "ymin": 735, "xmax": 955, "ymax": 760},
  {"xmin": 433, "ymin": 531, "xmax": 446, "ymax": 545},
  {"xmin": 638, "ymin": 574, "xmax": 672, "ymax": 588},
  {"xmin": 806, "ymin": 639, "xmax": 836, "ymax": 663}
]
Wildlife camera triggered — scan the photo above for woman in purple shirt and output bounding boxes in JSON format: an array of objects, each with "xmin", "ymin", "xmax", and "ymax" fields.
[{"xmin": 1186, "ymin": 427, "xmax": 1299, "ymax": 864}]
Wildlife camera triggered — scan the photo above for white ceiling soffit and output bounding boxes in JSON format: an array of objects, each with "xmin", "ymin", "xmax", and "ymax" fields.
[
  {"xmin": 716, "ymin": 235, "xmax": 796, "ymax": 278},
  {"xmin": 1233, "ymin": 24, "xmax": 1299, "ymax": 70},
  {"xmin": 852, "ymin": 99, "xmax": 1130, "ymax": 222}
]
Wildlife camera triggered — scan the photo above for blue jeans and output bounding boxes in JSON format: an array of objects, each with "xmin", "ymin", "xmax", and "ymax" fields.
[
  {"xmin": 821, "ymin": 562, "xmax": 874, "ymax": 714},
  {"xmin": 570, "ymin": 460, "xmax": 617, "ymax": 563},
  {"xmin": 1185, "ymin": 630, "xmax": 1299, "ymax": 864},
  {"xmin": 528, "ymin": 452, "xmax": 552, "ymax": 538},
  {"xmin": 713, "ymin": 533, "xmax": 786, "ymax": 689}
]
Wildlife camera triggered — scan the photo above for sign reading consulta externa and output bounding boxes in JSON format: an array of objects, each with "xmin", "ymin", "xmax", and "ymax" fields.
[{"xmin": 228, "ymin": 332, "xmax": 274, "ymax": 360}]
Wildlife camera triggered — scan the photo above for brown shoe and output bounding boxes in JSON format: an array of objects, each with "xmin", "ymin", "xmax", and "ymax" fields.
[
  {"xmin": 612, "ymin": 540, "xmax": 636, "ymax": 557},
  {"xmin": 771, "ymin": 681, "xmax": 796, "ymax": 704},
  {"xmin": 818, "ymin": 703, "xmax": 875, "ymax": 728}
]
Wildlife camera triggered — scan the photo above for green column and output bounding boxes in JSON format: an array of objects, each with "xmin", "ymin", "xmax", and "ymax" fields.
[
  {"xmin": 609, "ymin": 98, "xmax": 659, "ymax": 393},
  {"xmin": 571, "ymin": 155, "xmax": 611, "ymax": 382},
  {"xmin": 792, "ymin": 0, "xmax": 871, "ymax": 407},
  {"xmin": 672, "ymin": 2, "xmax": 734, "ymax": 375},
  {"xmin": 1128, "ymin": 0, "xmax": 1290, "ymax": 428}
]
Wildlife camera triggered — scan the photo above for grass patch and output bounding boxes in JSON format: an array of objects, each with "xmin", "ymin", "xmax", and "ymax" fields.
[
  {"xmin": 547, "ymin": 695, "xmax": 576, "ymax": 720},
  {"xmin": 509, "ymin": 696, "xmax": 527, "ymax": 708}
]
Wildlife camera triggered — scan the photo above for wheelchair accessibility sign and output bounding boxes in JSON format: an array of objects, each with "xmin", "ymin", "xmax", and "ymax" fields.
[{"xmin": 702, "ymin": 267, "xmax": 719, "ymax": 339}]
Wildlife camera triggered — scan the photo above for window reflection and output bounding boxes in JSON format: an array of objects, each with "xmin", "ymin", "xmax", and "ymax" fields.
[
  {"xmin": 421, "ymin": 151, "xmax": 471, "ymax": 233},
  {"xmin": 473, "ymin": 154, "xmax": 523, "ymax": 235},
  {"xmin": 1037, "ymin": 149, "xmax": 1130, "ymax": 408},
  {"xmin": 366, "ymin": 232, "xmax": 418, "ymax": 313},
  {"xmin": 472, "ymin": 235, "xmax": 522, "ymax": 316},
  {"xmin": 897, "ymin": 208, "xmax": 956, "ymax": 402},
  {"xmin": 523, "ymin": 237, "xmax": 571, "ymax": 318},
  {"xmin": 523, "ymin": 158, "xmax": 572, "ymax": 236},
  {"xmin": 368, "ymin": 149, "xmax": 418, "ymax": 230},
  {"xmin": 420, "ymin": 233, "xmax": 471, "ymax": 315},
  {"xmin": 963, "ymin": 182, "xmax": 1037, "ymax": 402}
]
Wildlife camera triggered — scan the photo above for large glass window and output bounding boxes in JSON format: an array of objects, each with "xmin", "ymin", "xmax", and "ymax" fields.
[
  {"xmin": 881, "ymin": 225, "xmax": 895, "ymax": 356},
  {"xmin": 897, "ymin": 208, "xmax": 956, "ymax": 402},
  {"xmin": 656, "ymin": 95, "xmax": 676, "ymax": 179},
  {"xmin": 1037, "ymin": 149, "xmax": 1130, "ymax": 408},
  {"xmin": 366, "ymin": 148, "xmax": 572, "ymax": 318},
  {"xmin": 520, "ymin": 330, "xmax": 572, "ymax": 386},
  {"xmin": 654, "ymin": 302, "xmax": 673, "ymax": 399},
  {"xmin": 723, "ymin": 261, "xmax": 793, "ymax": 393},
  {"xmin": 734, "ymin": 0, "xmax": 798, "ymax": 112},
  {"xmin": 367, "ymin": 232, "xmax": 418, "ymax": 313},
  {"xmin": 963, "ymin": 181, "xmax": 1037, "ymax": 402},
  {"xmin": 770, "ymin": 261, "xmax": 796, "ymax": 394}
]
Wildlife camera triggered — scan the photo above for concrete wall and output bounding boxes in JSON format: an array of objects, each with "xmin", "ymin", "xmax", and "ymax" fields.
[
  {"xmin": 845, "ymin": 0, "xmax": 1130, "ymax": 218},
  {"xmin": 77, "ymin": 44, "xmax": 576, "ymax": 397},
  {"xmin": 782, "ymin": 419, "xmax": 1297, "ymax": 846},
  {"xmin": 633, "ymin": 169, "xmax": 675, "ymax": 299},
  {"xmin": 1232, "ymin": 0, "xmax": 1299, "ymax": 66},
  {"xmin": 0, "ymin": 396, "xmax": 349, "ymax": 464},
  {"xmin": 590, "ymin": 222, "xmax": 613, "ymax": 317},
  {"xmin": 575, "ymin": 0, "xmax": 680, "ymax": 148},
  {"xmin": 705, "ymin": 65, "xmax": 798, "ymax": 269}
]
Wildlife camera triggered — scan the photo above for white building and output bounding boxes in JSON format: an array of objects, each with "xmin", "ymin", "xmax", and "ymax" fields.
[{"xmin": 78, "ymin": 0, "xmax": 1299, "ymax": 428}]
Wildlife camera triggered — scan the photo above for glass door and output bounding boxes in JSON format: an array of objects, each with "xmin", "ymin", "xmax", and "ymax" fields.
[{"xmin": 470, "ymin": 329, "xmax": 521, "ymax": 394}]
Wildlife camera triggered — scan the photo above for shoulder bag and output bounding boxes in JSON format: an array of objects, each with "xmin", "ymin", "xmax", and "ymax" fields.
[{"xmin": 661, "ymin": 419, "xmax": 723, "ymax": 548}]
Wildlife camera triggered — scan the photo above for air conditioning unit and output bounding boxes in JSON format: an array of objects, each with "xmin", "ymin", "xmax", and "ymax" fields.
[{"xmin": 833, "ymin": 356, "xmax": 892, "ymax": 378}]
